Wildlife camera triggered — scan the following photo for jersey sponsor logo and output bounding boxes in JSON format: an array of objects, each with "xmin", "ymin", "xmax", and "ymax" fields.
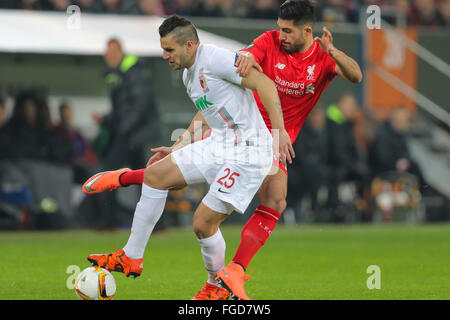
[
  {"xmin": 305, "ymin": 83, "xmax": 315, "ymax": 94},
  {"xmin": 307, "ymin": 64, "xmax": 316, "ymax": 81},
  {"xmin": 275, "ymin": 62, "xmax": 286, "ymax": 70},
  {"xmin": 195, "ymin": 95, "xmax": 213, "ymax": 111}
]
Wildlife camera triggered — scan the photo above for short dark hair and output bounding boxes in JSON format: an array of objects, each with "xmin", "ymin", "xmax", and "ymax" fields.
[
  {"xmin": 159, "ymin": 15, "xmax": 199, "ymax": 45},
  {"xmin": 278, "ymin": 0, "xmax": 316, "ymax": 25},
  {"xmin": 107, "ymin": 37, "xmax": 122, "ymax": 47}
]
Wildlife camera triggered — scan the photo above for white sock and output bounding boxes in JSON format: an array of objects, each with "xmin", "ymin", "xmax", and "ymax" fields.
[
  {"xmin": 123, "ymin": 184, "xmax": 168, "ymax": 259},
  {"xmin": 197, "ymin": 228, "xmax": 226, "ymax": 286}
]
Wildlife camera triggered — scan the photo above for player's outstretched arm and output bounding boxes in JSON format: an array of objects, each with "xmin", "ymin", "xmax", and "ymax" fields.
[
  {"xmin": 241, "ymin": 68, "xmax": 295, "ymax": 167},
  {"xmin": 315, "ymin": 26, "xmax": 363, "ymax": 83}
]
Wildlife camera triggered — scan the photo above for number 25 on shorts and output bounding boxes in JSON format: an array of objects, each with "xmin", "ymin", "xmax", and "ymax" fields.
[{"xmin": 217, "ymin": 168, "xmax": 240, "ymax": 189}]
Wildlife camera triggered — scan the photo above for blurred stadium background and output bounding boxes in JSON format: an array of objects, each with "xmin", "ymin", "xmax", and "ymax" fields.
[
  {"xmin": 0, "ymin": 0, "xmax": 448, "ymax": 230},
  {"xmin": 0, "ymin": 0, "xmax": 449, "ymax": 301}
]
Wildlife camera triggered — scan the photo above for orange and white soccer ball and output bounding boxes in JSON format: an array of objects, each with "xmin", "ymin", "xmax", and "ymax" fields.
[{"xmin": 75, "ymin": 267, "xmax": 116, "ymax": 300}]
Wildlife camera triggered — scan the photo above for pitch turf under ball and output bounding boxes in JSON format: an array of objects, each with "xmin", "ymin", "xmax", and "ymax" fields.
[{"xmin": 0, "ymin": 224, "xmax": 449, "ymax": 299}]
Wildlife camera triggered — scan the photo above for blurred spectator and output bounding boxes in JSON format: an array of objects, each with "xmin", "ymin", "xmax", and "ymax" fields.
[
  {"xmin": 0, "ymin": 0, "xmax": 447, "ymax": 27},
  {"xmin": 0, "ymin": 97, "xmax": 9, "ymax": 160},
  {"xmin": 18, "ymin": 0, "xmax": 53, "ymax": 10},
  {"xmin": 0, "ymin": 0, "xmax": 15, "ymax": 8},
  {"xmin": 325, "ymin": 93, "xmax": 369, "ymax": 220},
  {"xmin": 409, "ymin": 0, "xmax": 446, "ymax": 26},
  {"xmin": 368, "ymin": 108, "xmax": 424, "ymax": 186},
  {"xmin": 247, "ymin": 0, "xmax": 278, "ymax": 19},
  {"xmin": 318, "ymin": 0, "xmax": 349, "ymax": 24},
  {"xmin": 192, "ymin": 0, "xmax": 224, "ymax": 17},
  {"xmin": 3, "ymin": 91, "xmax": 52, "ymax": 161},
  {"xmin": 439, "ymin": 0, "xmax": 450, "ymax": 26},
  {"xmin": 49, "ymin": 0, "xmax": 70, "ymax": 10},
  {"xmin": 51, "ymin": 102, "xmax": 98, "ymax": 181},
  {"xmin": 393, "ymin": 0, "xmax": 411, "ymax": 18},
  {"xmin": 288, "ymin": 107, "xmax": 328, "ymax": 215},
  {"xmin": 172, "ymin": 0, "xmax": 194, "ymax": 16},
  {"xmin": 138, "ymin": 0, "xmax": 167, "ymax": 15},
  {"xmin": 83, "ymin": 38, "xmax": 163, "ymax": 229},
  {"xmin": 99, "ymin": 0, "xmax": 138, "ymax": 14},
  {"xmin": 0, "ymin": 97, "xmax": 6, "ymax": 128},
  {"xmin": 72, "ymin": 0, "xmax": 103, "ymax": 13},
  {"xmin": 222, "ymin": 0, "xmax": 252, "ymax": 18}
]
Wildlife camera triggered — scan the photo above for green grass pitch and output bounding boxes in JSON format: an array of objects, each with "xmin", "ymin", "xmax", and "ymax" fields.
[{"xmin": 0, "ymin": 224, "xmax": 449, "ymax": 300}]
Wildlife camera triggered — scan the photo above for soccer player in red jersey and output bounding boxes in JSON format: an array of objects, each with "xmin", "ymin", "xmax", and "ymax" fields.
[
  {"xmin": 216, "ymin": 0, "xmax": 362, "ymax": 299},
  {"xmin": 82, "ymin": 0, "xmax": 362, "ymax": 299}
]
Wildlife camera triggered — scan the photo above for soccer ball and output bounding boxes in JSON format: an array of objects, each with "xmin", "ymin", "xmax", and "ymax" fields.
[{"xmin": 75, "ymin": 266, "xmax": 116, "ymax": 300}]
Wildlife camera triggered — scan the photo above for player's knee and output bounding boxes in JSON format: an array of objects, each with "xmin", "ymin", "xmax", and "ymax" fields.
[
  {"xmin": 193, "ymin": 219, "xmax": 208, "ymax": 239},
  {"xmin": 275, "ymin": 199, "xmax": 287, "ymax": 214},
  {"xmin": 193, "ymin": 218, "xmax": 218, "ymax": 239},
  {"xmin": 261, "ymin": 198, "xmax": 286, "ymax": 214}
]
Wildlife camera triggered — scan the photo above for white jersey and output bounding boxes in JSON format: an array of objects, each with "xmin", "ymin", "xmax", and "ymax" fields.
[
  {"xmin": 182, "ymin": 44, "xmax": 271, "ymax": 148},
  {"xmin": 172, "ymin": 44, "xmax": 274, "ymax": 214}
]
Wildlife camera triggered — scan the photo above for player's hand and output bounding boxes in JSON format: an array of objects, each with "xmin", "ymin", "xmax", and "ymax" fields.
[
  {"xmin": 274, "ymin": 128, "xmax": 295, "ymax": 168},
  {"xmin": 314, "ymin": 26, "xmax": 336, "ymax": 54},
  {"xmin": 146, "ymin": 146, "xmax": 172, "ymax": 167},
  {"xmin": 235, "ymin": 51, "xmax": 263, "ymax": 77}
]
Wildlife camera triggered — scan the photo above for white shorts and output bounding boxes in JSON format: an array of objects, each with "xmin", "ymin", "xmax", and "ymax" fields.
[{"xmin": 171, "ymin": 137, "xmax": 272, "ymax": 214}]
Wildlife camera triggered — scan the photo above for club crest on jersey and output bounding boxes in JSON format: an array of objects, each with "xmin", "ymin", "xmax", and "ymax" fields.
[
  {"xmin": 307, "ymin": 64, "xmax": 316, "ymax": 81},
  {"xmin": 199, "ymin": 68, "xmax": 209, "ymax": 94}
]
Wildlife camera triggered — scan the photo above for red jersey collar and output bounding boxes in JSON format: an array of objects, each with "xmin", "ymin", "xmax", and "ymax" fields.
[{"xmin": 283, "ymin": 40, "xmax": 317, "ymax": 61}]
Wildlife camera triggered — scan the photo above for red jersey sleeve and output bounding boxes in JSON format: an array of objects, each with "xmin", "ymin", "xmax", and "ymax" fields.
[{"xmin": 241, "ymin": 31, "xmax": 273, "ymax": 65}]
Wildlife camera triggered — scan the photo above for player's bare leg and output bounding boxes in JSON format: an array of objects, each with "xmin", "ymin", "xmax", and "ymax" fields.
[
  {"xmin": 88, "ymin": 155, "xmax": 187, "ymax": 277},
  {"xmin": 217, "ymin": 166, "xmax": 286, "ymax": 298},
  {"xmin": 256, "ymin": 165, "xmax": 288, "ymax": 213},
  {"xmin": 192, "ymin": 202, "xmax": 230, "ymax": 300}
]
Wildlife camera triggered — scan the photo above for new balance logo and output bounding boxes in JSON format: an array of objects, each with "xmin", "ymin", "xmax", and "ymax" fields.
[{"xmin": 275, "ymin": 62, "xmax": 286, "ymax": 70}]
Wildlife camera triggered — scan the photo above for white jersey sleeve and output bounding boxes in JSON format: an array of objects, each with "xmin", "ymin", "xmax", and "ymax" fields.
[{"xmin": 206, "ymin": 46, "xmax": 243, "ymax": 86}]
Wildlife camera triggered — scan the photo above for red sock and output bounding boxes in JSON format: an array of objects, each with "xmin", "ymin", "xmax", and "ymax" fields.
[
  {"xmin": 232, "ymin": 205, "xmax": 281, "ymax": 270},
  {"xmin": 119, "ymin": 168, "xmax": 145, "ymax": 186}
]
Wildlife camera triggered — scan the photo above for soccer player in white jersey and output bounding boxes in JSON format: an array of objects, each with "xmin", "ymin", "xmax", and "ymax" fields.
[{"xmin": 85, "ymin": 15, "xmax": 293, "ymax": 300}]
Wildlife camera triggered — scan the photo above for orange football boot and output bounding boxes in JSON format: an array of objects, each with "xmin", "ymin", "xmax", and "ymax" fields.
[
  {"xmin": 216, "ymin": 262, "xmax": 251, "ymax": 300},
  {"xmin": 87, "ymin": 249, "xmax": 143, "ymax": 278},
  {"xmin": 82, "ymin": 168, "xmax": 131, "ymax": 194},
  {"xmin": 192, "ymin": 282, "xmax": 230, "ymax": 300}
]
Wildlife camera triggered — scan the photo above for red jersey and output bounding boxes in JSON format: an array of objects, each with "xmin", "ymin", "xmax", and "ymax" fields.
[{"xmin": 243, "ymin": 30, "xmax": 337, "ymax": 143}]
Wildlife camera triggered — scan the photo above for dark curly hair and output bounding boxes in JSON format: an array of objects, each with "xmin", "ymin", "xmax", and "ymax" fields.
[{"xmin": 278, "ymin": 0, "xmax": 316, "ymax": 25}]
